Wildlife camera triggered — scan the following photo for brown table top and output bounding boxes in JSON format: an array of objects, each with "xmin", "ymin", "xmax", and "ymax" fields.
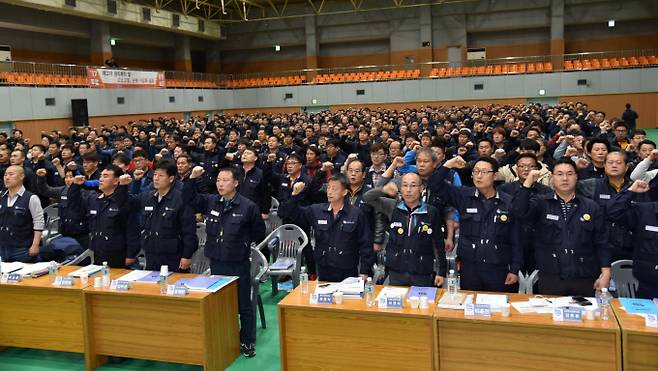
[{"xmin": 278, "ymin": 281, "xmax": 438, "ymax": 319}]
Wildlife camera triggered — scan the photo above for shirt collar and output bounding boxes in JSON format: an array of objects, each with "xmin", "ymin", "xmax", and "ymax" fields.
[{"xmin": 473, "ymin": 188, "xmax": 500, "ymax": 199}]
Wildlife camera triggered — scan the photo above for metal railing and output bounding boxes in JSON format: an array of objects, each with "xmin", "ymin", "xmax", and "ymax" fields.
[{"xmin": 0, "ymin": 48, "xmax": 656, "ymax": 88}]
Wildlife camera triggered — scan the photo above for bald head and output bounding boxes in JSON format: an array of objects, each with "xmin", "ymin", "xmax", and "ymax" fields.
[
  {"xmin": 400, "ymin": 172, "xmax": 423, "ymax": 205},
  {"xmin": 4, "ymin": 165, "xmax": 25, "ymax": 189}
]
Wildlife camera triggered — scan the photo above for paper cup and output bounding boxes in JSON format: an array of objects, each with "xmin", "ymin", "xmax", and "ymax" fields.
[
  {"xmin": 501, "ymin": 303, "xmax": 511, "ymax": 317},
  {"xmin": 419, "ymin": 296, "xmax": 429, "ymax": 309},
  {"xmin": 585, "ymin": 307, "xmax": 596, "ymax": 320},
  {"xmin": 409, "ymin": 296, "xmax": 420, "ymax": 309},
  {"xmin": 80, "ymin": 272, "xmax": 89, "ymax": 285},
  {"xmin": 94, "ymin": 277, "xmax": 102, "ymax": 288},
  {"xmin": 333, "ymin": 292, "xmax": 343, "ymax": 305}
]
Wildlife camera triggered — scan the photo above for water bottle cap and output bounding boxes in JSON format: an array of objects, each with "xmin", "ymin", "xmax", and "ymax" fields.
[
  {"xmin": 367, "ymin": 277, "xmax": 372, "ymax": 282},
  {"xmin": 602, "ymin": 287, "xmax": 608, "ymax": 293},
  {"xmin": 160, "ymin": 265, "xmax": 169, "ymax": 275},
  {"xmin": 449, "ymin": 269, "xmax": 454, "ymax": 274},
  {"xmin": 301, "ymin": 267, "xmax": 306, "ymax": 273},
  {"xmin": 103, "ymin": 261, "xmax": 108, "ymax": 266}
]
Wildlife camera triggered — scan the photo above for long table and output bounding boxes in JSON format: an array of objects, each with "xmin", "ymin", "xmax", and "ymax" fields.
[
  {"xmin": 278, "ymin": 286, "xmax": 630, "ymax": 371},
  {"xmin": 83, "ymin": 268, "xmax": 239, "ymax": 371},
  {"xmin": 435, "ymin": 291, "xmax": 622, "ymax": 371},
  {"xmin": 0, "ymin": 265, "xmax": 87, "ymax": 354},
  {"xmin": 612, "ymin": 299, "xmax": 658, "ymax": 371},
  {"xmin": 0, "ymin": 265, "xmax": 240, "ymax": 371},
  {"xmin": 278, "ymin": 281, "xmax": 437, "ymax": 371}
]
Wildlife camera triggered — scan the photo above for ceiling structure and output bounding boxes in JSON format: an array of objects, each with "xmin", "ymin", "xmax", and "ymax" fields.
[{"xmin": 128, "ymin": 0, "xmax": 473, "ymax": 23}]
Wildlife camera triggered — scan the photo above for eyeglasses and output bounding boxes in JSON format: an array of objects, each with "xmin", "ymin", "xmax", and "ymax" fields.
[{"xmin": 472, "ymin": 170, "xmax": 495, "ymax": 176}]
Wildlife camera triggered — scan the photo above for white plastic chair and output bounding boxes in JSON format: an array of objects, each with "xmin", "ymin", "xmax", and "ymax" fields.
[
  {"xmin": 254, "ymin": 224, "xmax": 308, "ymax": 295},
  {"xmin": 250, "ymin": 246, "xmax": 268, "ymax": 329},
  {"xmin": 190, "ymin": 222, "xmax": 210, "ymax": 275},
  {"xmin": 265, "ymin": 197, "xmax": 281, "ymax": 236},
  {"xmin": 611, "ymin": 260, "xmax": 638, "ymax": 298},
  {"xmin": 64, "ymin": 249, "xmax": 95, "ymax": 266},
  {"xmin": 518, "ymin": 270, "xmax": 540, "ymax": 294}
]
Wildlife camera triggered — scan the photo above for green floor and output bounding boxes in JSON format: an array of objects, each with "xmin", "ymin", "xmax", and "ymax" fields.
[
  {"xmin": 646, "ymin": 128, "xmax": 658, "ymax": 143},
  {"xmin": 0, "ymin": 281, "xmax": 289, "ymax": 371}
]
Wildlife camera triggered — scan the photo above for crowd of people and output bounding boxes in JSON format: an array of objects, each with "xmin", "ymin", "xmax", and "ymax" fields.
[{"xmin": 0, "ymin": 101, "xmax": 657, "ymax": 357}]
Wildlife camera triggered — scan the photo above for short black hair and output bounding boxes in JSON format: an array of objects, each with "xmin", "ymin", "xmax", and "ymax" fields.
[
  {"xmin": 103, "ymin": 164, "xmax": 124, "ymax": 177},
  {"xmin": 586, "ymin": 137, "xmax": 610, "ymax": 153},
  {"xmin": 112, "ymin": 152, "xmax": 130, "ymax": 166},
  {"xmin": 639, "ymin": 139, "xmax": 656, "ymax": 150},
  {"xmin": 81, "ymin": 151, "xmax": 99, "ymax": 163},
  {"xmin": 154, "ymin": 159, "xmax": 177, "ymax": 177},
  {"xmin": 218, "ymin": 166, "xmax": 240, "ymax": 182},
  {"xmin": 473, "ymin": 156, "xmax": 499, "ymax": 173},
  {"xmin": 552, "ymin": 157, "xmax": 578, "ymax": 173},
  {"xmin": 519, "ymin": 138, "xmax": 540, "ymax": 152},
  {"xmin": 133, "ymin": 149, "xmax": 148, "ymax": 159},
  {"xmin": 515, "ymin": 153, "xmax": 539, "ymax": 167},
  {"xmin": 477, "ymin": 138, "xmax": 494, "ymax": 148}
]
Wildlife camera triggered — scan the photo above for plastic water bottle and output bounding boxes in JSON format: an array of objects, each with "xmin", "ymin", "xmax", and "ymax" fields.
[
  {"xmin": 48, "ymin": 261, "xmax": 58, "ymax": 283},
  {"xmin": 365, "ymin": 277, "xmax": 375, "ymax": 307},
  {"xmin": 101, "ymin": 261, "xmax": 110, "ymax": 287},
  {"xmin": 299, "ymin": 266, "xmax": 309, "ymax": 294},
  {"xmin": 0, "ymin": 255, "xmax": 3, "ymax": 276},
  {"xmin": 599, "ymin": 287, "xmax": 612, "ymax": 321},
  {"xmin": 159, "ymin": 265, "xmax": 169, "ymax": 294},
  {"xmin": 447, "ymin": 269, "xmax": 458, "ymax": 296}
]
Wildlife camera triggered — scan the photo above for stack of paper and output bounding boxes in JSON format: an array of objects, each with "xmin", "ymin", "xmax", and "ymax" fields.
[
  {"xmin": 270, "ymin": 258, "xmax": 294, "ymax": 270},
  {"xmin": 315, "ymin": 283, "xmax": 339, "ymax": 295},
  {"xmin": 117, "ymin": 270, "xmax": 172, "ymax": 283},
  {"xmin": 408, "ymin": 286, "xmax": 438, "ymax": 302},
  {"xmin": 336, "ymin": 277, "xmax": 365, "ymax": 299},
  {"xmin": 1, "ymin": 262, "xmax": 25, "ymax": 274},
  {"xmin": 175, "ymin": 275, "xmax": 237, "ymax": 292},
  {"xmin": 14, "ymin": 262, "xmax": 52, "ymax": 277},
  {"xmin": 68, "ymin": 265, "xmax": 103, "ymax": 277},
  {"xmin": 476, "ymin": 294, "xmax": 508, "ymax": 311},
  {"xmin": 438, "ymin": 292, "xmax": 473, "ymax": 309},
  {"xmin": 376, "ymin": 286, "xmax": 408, "ymax": 302}
]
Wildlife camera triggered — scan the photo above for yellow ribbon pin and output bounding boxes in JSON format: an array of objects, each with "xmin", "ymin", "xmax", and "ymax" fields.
[
  {"xmin": 422, "ymin": 225, "xmax": 429, "ymax": 232},
  {"xmin": 583, "ymin": 213, "xmax": 591, "ymax": 221},
  {"xmin": 500, "ymin": 215, "xmax": 508, "ymax": 222},
  {"xmin": 397, "ymin": 228, "xmax": 404, "ymax": 235}
]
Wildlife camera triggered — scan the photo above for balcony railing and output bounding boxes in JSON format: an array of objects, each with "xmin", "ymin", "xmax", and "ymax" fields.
[{"xmin": 0, "ymin": 48, "xmax": 656, "ymax": 89}]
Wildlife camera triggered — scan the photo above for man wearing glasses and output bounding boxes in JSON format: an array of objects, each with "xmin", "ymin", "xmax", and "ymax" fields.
[
  {"xmin": 499, "ymin": 153, "xmax": 552, "ymax": 276},
  {"xmin": 513, "ymin": 158, "xmax": 612, "ymax": 296},
  {"xmin": 428, "ymin": 155, "xmax": 521, "ymax": 292}
]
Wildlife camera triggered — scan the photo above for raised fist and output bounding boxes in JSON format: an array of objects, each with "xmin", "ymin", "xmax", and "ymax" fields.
[
  {"xmin": 119, "ymin": 174, "xmax": 133, "ymax": 186},
  {"xmin": 36, "ymin": 169, "xmax": 47, "ymax": 177},
  {"xmin": 191, "ymin": 166, "xmax": 205, "ymax": 179},
  {"xmin": 292, "ymin": 182, "xmax": 306, "ymax": 196}
]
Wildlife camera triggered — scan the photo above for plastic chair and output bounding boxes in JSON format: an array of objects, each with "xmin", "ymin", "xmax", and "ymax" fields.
[
  {"xmin": 518, "ymin": 270, "xmax": 539, "ymax": 294},
  {"xmin": 65, "ymin": 249, "xmax": 95, "ymax": 266},
  {"xmin": 250, "ymin": 246, "xmax": 268, "ymax": 329},
  {"xmin": 255, "ymin": 224, "xmax": 308, "ymax": 295},
  {"xmin": 190, "ymin": 222, "xmax": 210, "ymax": 274},
  {"xmin": 42, "ymin": 204, "xmax": 61, "ymax": 246},
  {"xmin": 611, "ymin": 260, "xmax": 638, "ymax": 298},
  {"xmin": 266, "ymin": 197, "xmax": 281, "ymax": 236},
  {"xmin": 372, "ymin": 232, "xmax": 389, "ymax": 284}
]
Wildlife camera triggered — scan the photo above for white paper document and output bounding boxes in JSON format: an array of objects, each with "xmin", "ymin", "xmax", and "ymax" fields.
[{"xmin": 68, "ymin": 265, "xmax": 103, "ymax": 277}]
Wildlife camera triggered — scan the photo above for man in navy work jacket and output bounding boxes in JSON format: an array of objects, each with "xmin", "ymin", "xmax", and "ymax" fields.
[
  {"xmin": 184, "ymin": 165, "xmax": 265, "ymax": 358},
  {"xmin": 68, "ymin": 164, "xmax": 140, "ymax": 268},
  {"xmin": 607, "ymin": 178, "xmax": 658, "ymax": 299},
  {"xmin": 278, "ymin": 173, "xmax": 375, "ymax": 282},
  {"xmin": 365, "ymin": 172, "xmax": 446, "ymax": 287},
  {"xmin": 428, "ymin": 156, "xmax": 521, "ymax": 293},
  {"xmin": 128, "ymin": 159, "xmax": 197, "ymax": 272},
  {"xmin": 513, "ymin": 157, "xmax": 612, "ymax": 296}
]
